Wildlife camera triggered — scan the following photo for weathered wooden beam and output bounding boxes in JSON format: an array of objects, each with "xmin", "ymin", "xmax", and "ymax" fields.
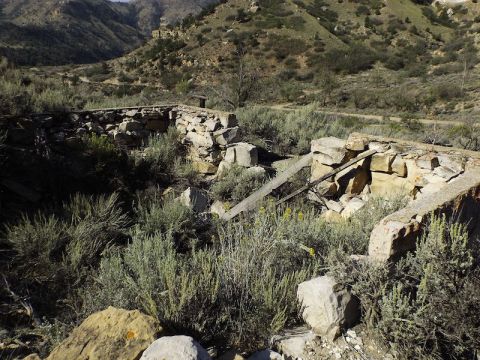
[
  {"xmin": 221, "ymin": 153, "xmax": 313, "ymax": 220},
  {"xmin": 276, "ymin": 149, "xmax": 377, "ymax": 205}
]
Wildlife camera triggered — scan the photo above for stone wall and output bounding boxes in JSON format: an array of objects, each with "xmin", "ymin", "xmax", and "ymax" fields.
[
  {"xmin": 310, "ymin": 132, "xmax": 480, "ymax": 220},
  {"xmin": 0, "ymin": 104, "xmax": 241, "ymax": 175},
  {"xmin": 310, "ymin": 132, "xmax": 480, "ymax": 262},
  {"xmin": 368, "ymin": 168, "xmax": 480, "ymax": 262}
]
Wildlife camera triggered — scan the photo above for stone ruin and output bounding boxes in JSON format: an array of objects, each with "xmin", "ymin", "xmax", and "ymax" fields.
[
  {"xmin": 0, "ymin": 104, "xmax": 261, "ymax": 178},
  {"xmin": 3, "ymin": 105, "xmax": 480, "ymax": 262},
  {"xmin": 309, "ymin": 132, "xmax": 480, "ymax": 262},
  {"xmin": 4, "ymin": 105, "xmax": 480, "ymax": 359}
]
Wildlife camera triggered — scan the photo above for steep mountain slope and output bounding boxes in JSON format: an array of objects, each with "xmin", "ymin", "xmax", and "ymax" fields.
[
  {"xmin": 131, "ymin": 0, "xmax": 221, "ymax": 34},
  {"xmin": 114, "ymin": 0, "xmax": 479, "ymax": 83},
  {"xmin": 0, "ymin": 0, "xmax": 144, "ymax": 65},
  {"xmin": 0, "ymin": 0, "xmax": 221, "ymax": 65},
  {"xmin": 101, "ymin": 0, "xmax": 479, "ymax": 116}
]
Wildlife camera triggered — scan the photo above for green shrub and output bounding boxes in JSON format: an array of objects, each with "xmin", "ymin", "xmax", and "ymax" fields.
[
  {"xmin": 431, "ymin": 83, "xmax": 463, "ymax": 101},
  {"xmin": 84, "ymin": 196, "xmax": 403, "ymax": 351},
  {"xmin": 211, "ymin": 165, "xmax": 268, "ymax": 203},
  {"xmin": 236, "ymin": 103, "xmax": 366, "ymax": 154},
  {"xmin": 321, "ymin": 43, "xmax": 378, "ymax": 74},
  {"xmin": 378, "ymin": 216, "xmax": 480, "ymax": 358},
  {"xmin": 134, "ymin": 193, "xmax": 195, "ymax": 240},
  {"xmin": 175, "ymin": 79, "xmax": 193, "ymax": 94},
  {"xmin": 84, "ymin": 214, "xmax": 311, "ymax": 350},
  {"xmin": 446, "ymin": 122, "xmax": 480, "ymax": 150},
  {"xmin": 63, "ymin": 193, "xmax": 130, "ymax": 270},
  {"xmin": 83, "ymin": 134, "xmax": 118, "ymax": 162},
  {"xmin": 4, "ymin": 193, "xmax": 129, "ymax": 314},
  {"xmin": 140, "ymin": 128, "xmax": 182, "ymax": 174},
  {"xmin": 331, "ymin": 215, "xmax": 480, "ymax": 359}
]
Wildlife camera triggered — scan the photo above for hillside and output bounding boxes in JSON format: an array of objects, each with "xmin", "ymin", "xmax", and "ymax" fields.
[
  {"xmin": 0, "ymin": 0, "xmax": 220, "ymax": 65},
  {"xmin": 131, "ymin": 0, "xmax": 221, "ymax": 34},
  {"xmin": 0, "ymin": 0, "xmax": 144, "ymax": 65},
  {"xmin": 103, "ymin": 0, "xmax": 480, "ymax": 116}
]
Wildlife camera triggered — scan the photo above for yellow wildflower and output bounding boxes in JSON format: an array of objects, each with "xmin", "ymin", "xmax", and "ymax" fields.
[
  {"xmin": 126, "ymin": 330, "xmax": 136, "ymax": 340},
  {"xmin": 298, "ymin": 211, "xmax": 304, "ymax": 221},
  {"xmin": 309, "ymin": 248, "xmax": 316, "ymax": 257},
  {"xmin": 283, "ymin": 207, "xmax": 292, "ymax": 220}
]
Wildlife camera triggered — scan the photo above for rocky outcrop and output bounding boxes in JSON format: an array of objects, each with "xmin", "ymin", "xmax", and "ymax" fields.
[
  {"xmin": 140, "ymin": 336, "xmax": 211, "ymax": 360},
  {"xmin": 46, "ymin": 307, "xmax": 162, "ymax": 360},
  {"xmin": 297, "ymin": 276, "xmax": 360, "ymax": 341}
]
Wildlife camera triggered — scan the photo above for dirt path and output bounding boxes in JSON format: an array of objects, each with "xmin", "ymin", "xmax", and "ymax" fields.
[{"xmin": 266, "ymin": 103, "xmax": 467, "ymax": 127}]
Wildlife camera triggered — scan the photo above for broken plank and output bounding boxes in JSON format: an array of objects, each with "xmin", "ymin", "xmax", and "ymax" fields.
[
  {"xmin": 221, "ymin": 153, "xmax": 313, "ymax": 221},
  {"xmin": 276, "ymin": 149, "xmax": 377, "ymax": 205}
]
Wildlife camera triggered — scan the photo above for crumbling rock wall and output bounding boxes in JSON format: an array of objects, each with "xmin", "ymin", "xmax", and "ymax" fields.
[
  {"xmin": 310, "ymin": 132, "xmax": 480, "ymax": 262},
  {"xmin": 310, "ymin": 133, "xmax": 480, "ymax": 219},
  {"xmin": 0, "ymin": 104, "xmax": 241, "ymax": 175}
]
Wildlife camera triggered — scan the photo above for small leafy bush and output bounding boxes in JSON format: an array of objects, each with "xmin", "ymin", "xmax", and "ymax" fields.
[
  {"xmin": 83, "ymin": 134, "xmax": 118, "ymax": 162},
  {"xmin": 134, "ymin": 193, "xmax": 196, "ymax": 241},
  {"xmin": 431, "ymin": 82, "xmax": 463, "ymax": 101}
]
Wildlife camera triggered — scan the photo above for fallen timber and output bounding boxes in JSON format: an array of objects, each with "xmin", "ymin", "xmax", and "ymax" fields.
[{"xmin": 221, "ymin": 149, "xmax": 377, "ymax": 220}]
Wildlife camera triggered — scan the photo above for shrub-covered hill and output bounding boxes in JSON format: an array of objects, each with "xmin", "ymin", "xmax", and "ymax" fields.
[
  {"xmin": 111, "ymin": 0, "xmax": 478, "ymax": 84},
  {"xmin": 0, "ymin": 0, "xmax": 145, "ymax": 65},
  {"xmin": 132, "ymin": 0, "xmax": 222, "ymax": 34},
  {"xmin": 0, "ymin": 0, "xmax": 221, "ymax": 65}
]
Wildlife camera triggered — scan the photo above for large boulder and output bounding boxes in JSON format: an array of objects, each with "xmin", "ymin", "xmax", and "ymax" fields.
[
  {"xmin": 297, "ymin": 276, "xmax": 360, "ymax": 341},
  {"xmin": 391, "ymin": 156, "xmax": 407, "ymax": 177},
  {"xmin": 178, "ymin": 187, "xmax": 209, "ymax": 212},
  {"xmin": 405, "ymin": 159, "xmax": 430, "ymax": 187},
  {"xmin": 336, "ymin": 165, "xmax": 369, "ymax": 195},
  {"xmin": 185, "ymin": 131, "xmax": 215, "ymax": 149},
  {"xmin": 224, "ymin": 143, "xmax": 258, "ymax": 167},
  {"xmin": 118, "ymin": 120, "xmax": 143, "ymax": 133},
  {"xmin": 46, "ymin": 307, "xmax": 161, "ymax": 360},
  {"xmin": 140, "ymin": 336, "xmax": 211, "ymax": 360},
  {"xmin": 310, "ymin": 157, "xmax": 334, "ymax": 181},
  {"xmin": 345, "ymin": 133, "xmax": 367, "ymax": 151},
  {"xmin": 214, "ymin": 127, "xmax": 241, "ymax": 146},
  {"xmin": 369, "ymin": 153, "xmax": 395, "ymax": 173},
  {"xmin": 247, "ymin": 350, "xmax": 283, "ymax": 360},
  {"xmin": 416, "ymin": 154, "xmax": 440, "ymax": 170}
]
